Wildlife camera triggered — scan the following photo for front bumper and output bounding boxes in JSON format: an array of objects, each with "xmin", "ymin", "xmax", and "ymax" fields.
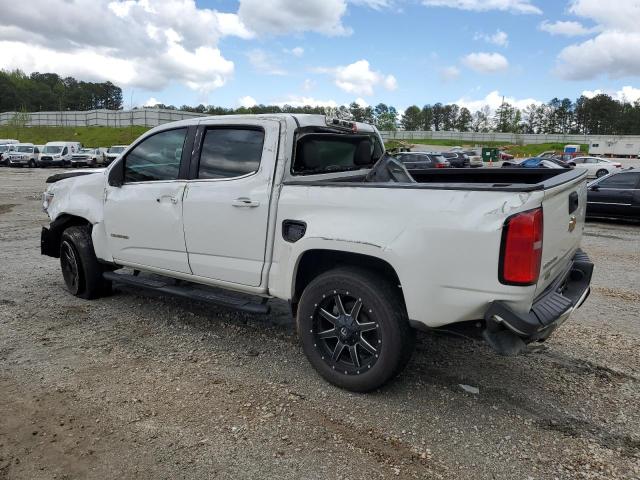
[{"xmin": 485, "ymin": 249, "xmax": 593, "ymax": 339}]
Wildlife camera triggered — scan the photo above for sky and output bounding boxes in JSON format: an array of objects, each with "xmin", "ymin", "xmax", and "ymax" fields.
[{"xmin": 1, "ymin": 0, "xmax": 640, "ymax": 112}]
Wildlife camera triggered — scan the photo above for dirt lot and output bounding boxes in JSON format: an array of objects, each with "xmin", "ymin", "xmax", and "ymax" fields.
[{"xmin": 0, "ymin": 168, "xmax": 638, "ymax": 480}]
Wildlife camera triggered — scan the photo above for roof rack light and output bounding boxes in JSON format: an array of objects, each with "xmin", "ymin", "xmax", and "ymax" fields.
[{"xmin": 325, "ymin": 117, "xmax": 357, "ymax": 132}]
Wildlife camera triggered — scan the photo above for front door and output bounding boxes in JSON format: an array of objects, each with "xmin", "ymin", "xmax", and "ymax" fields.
[
  {"xmin": 104, "ymin": 127, "xmax": 192, "ymax": 274},
  {"xmin": 182, "ymin": 120, "xmax": 280, "ymax": 286}
]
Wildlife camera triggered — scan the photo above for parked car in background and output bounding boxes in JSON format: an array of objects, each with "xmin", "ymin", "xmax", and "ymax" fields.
[
  {"xmin": 0, "ymin": 144, "xmax": 16, "ymax": 166},
  {"xmin": 7, "ymin": 143, "xmax": 40, "ymax": 167},
  {"xmin": 39, "ymin": 142, "xmax": 80, "ymax": 167},
  {"xmin": 502, "ymin": 157, "xmax": 571, "ymax": 169},
  {"xmin": 441, "ymin": 152, "xmax": 470, "ymax": 168},
  {"xmin": 570, "ymin": 156, "xmax": 622, "ymax": 178},
  {"xmin": 395, "ymin": 152, "xmax": 450, "ymax": 170},
  {"xmin": 499, "ymin": 151, "xmax": 514, "ymax": 161},
  {"xmin": 71, "ymin": 148, "xmax": 105, "ymax": 167},
  {"xmin": 587, "ymin": 169, "xmax": 639, "ymax": 219},
  {"xmin": 105, "ymin": 145, "xmax": 128, "ymax": 165},
  {"xmin": 468, "ymin": 155, "xmax": 484, "ymax": 168}
]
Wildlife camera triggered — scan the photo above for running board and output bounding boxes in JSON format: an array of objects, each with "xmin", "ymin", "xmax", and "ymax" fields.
[{"xmin": 103, "ymin": 271, "xmax": 270, "ymax": 314}]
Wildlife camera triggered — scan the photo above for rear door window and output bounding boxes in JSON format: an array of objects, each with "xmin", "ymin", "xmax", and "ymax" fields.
[{"xmin": 197, "ymin": 128, "xmax": 265, "ymax": 179}]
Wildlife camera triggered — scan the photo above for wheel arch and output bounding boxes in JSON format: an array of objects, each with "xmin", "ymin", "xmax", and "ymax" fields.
[
  {"xmin": 42, "ymin": 214, "xmax": 92, "ymax": 258},
  {"xmin": 291, "ymin": 249, "xmax": 405, "ymax": 314}
]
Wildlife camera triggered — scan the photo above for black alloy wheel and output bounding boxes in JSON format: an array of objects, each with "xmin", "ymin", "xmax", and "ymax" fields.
[{"xmin": 311, "ymin": 291, "xmax": 381, "ymax": 375}]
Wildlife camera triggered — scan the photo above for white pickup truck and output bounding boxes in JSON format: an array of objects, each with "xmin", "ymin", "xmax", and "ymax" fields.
[{"xmin": 41, "ymin": 114, "xmax": 593, "ymax": 391}]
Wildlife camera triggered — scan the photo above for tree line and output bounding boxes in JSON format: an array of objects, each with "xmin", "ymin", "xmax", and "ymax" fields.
[
  {"xmin": 2, "ymin": 69, "xmax": 640, "ymax": 135},
  {"xmin": 0, "ymin": 70, "xmax": 123, "ymax": 112},
  {"xmin": 399, "ymin": 95, "xmax": 640, "ymax": 135},
  {"xmin": 153, "ymin": 95, "xmax": 640, "ymax": 136}
]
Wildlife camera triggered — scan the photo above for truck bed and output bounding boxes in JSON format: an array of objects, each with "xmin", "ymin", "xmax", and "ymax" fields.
[{"xmin": 286, "ymin": 167, "xmax": 587, "ymax": 193}]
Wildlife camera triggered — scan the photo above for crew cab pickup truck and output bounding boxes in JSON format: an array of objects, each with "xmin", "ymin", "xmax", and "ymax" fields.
[{"xmin": 41, "ymin": 114, "xmax": 593, "ymax": 392}]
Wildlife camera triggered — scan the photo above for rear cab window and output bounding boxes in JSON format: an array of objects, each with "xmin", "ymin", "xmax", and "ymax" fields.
[{"xmin": 292, "ymin": 132, "xmax": 383, "ymax": 175}]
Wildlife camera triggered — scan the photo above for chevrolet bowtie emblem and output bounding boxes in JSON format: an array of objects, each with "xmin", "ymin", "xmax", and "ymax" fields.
[{"xmin": 568, "ymin": 216, "xmax": 577, "ymax": 233}]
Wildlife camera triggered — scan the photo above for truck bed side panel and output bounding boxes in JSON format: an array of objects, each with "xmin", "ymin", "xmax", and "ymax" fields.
[{"xmin": 270, "ymin": 185, "xmax": 545, "ymax": 328}]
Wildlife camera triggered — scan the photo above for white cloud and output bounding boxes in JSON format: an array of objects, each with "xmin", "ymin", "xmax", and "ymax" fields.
[
  {"xmin": 539, "ymin": 20, "xmax": 596, "ymax": 36},
  {"xmin": 273, "ymin": 96, "xmax": 338, "ymax": 108},
  {"xmin": 318, "ymin": 59, "xmax": 397, "ymax": 96},
  {"xmin": 143, "ymin": 97, "xmax": 161, "ymax": 107},
  {"xmin": 354, "ymin": 97, "xmax": 369, "ymax": 107},
  {"xmin": 238, "ymin": 96, "xmax": 258, "ymax": 108},
  {"xmin": 289, "ymin": 47, "xmax": 305, "ymax": 57},
  {"xmin": 569, "ymin": 0, "xmax": 640, "ymax": 31},
  {"xmin": 440, "ymin": 66, "xmax": 461, "ymax": 81},
  {"xmin": 557, "ymin": 32, "xmax": 640, "ymax": 80},
  {"xmin": 350, "ymin": 0, "xmax": 393, "ymax": 9},
  {"xmin": 462, "ymin": 52, "xmax": 509, "ymax": 73},
  {"xmin": 422, "ymin": 0, "xmax": 541, "ymax": 15},
  {"xmin": 0, "ymin": 0, "xmax": 245, "ymax": 93},
  {"xmin": 247, "ymin": 49, "xmax": 287, "ymax": 75},
  {"xmin": 475, "ymin": 29, "xmax": 509, "ymax": 46},
  {"xmin": 553, "ymin": 0, "xmax": 640, "ymax": 80},
  {"xmin": 238, "ymin": 0, "xmax": 350, "ymax": 36},
  {"xmin": 302, "ymin": 79, "xmax": 316, "ymax": 91},
  {"xmin": 582, "ymin": 86, "xmax": 640, "ymax": 103},
  {"xmin": 453, "ymin": 90, "xmax": 543, "ymax": 113}
]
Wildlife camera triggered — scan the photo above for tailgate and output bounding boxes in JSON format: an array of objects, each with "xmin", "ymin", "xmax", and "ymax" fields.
[{"xmin": 535, "ymin": 173, "xmax": 588, "ymax": 296}]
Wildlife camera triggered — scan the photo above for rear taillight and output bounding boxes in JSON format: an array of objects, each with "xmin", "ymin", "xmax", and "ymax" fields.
[
  {"xmin": 499, "ymin": 208, "xmax": 544, "ymax": 286},
  {"xmin": 436, "ymin": 163, "xmax": 448, "ymax": 168}
]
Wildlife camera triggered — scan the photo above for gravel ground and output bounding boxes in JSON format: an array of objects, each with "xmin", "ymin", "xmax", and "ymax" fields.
[{"xmin": 0, "ymin": 168, "xmax": 638, "ymax": 480}]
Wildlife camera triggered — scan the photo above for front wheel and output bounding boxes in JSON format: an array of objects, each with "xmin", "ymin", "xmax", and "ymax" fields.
[
  {"xmin": 297, "ymin": 267, "xmax": 415, "ymax": 392},
  {"xmin": 28, "ymin": 159, "xmax": 36, "ymax": 168},
  {"xmin": 596, "ymin": 169, "xmax": 609, "ymax": 178},
  {"xmin": 60, "ymin": 225, "xmax": 111, "ymax": 299}
]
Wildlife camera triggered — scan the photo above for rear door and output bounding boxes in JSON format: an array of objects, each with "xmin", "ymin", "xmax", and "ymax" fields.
[
  {"xmin": 536, "ymin": 174, "xmax": 588, "ymax": 295},
  {"xmin": 182, "ymin": 119, "xmax": 280, "ymax": 287}
]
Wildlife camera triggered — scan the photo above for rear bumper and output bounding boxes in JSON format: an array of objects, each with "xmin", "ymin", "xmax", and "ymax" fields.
[{"xmin": 484, "ymin": 249, "xmax": 593, "ymax": 338}]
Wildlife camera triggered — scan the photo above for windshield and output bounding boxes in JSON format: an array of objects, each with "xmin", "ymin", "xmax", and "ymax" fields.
[
  {"xmin": 108, "ymin": 146, "xmax": 125, "ymax": 154},
  {"xmin": 0, "ymin": 145, "xmax": 11, "ymax": 152},
  {"xmin": 43, "ymin": 146, "xmax": 63, "ymax": 154},
  {"xmin": 78, "ymin": 148, "xmax": 92, "ymax": 154},
  {"xmin": 15, "ymin": 146, "xmax": 33, "ymax": 153}
]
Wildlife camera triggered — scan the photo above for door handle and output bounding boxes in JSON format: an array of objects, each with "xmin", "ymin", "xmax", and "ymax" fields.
[
  {"xmin": 156, "ymin": 195, "xmax": 179, "ymax": 204},
  {"xmin": 232, "ymin": 197, "xmax": 260, "ymax": 208}
]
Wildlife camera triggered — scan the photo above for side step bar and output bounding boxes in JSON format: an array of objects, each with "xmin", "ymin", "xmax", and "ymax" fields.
[{"xmin": 103, "ymin": 271, "xmax": 270, "ymax": 314}]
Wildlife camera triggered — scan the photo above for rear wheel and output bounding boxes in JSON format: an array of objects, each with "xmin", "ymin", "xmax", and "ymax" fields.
[
  {"xmin": 297, "ymin": 267, "xmax": 415, "ymax": 392},
  {"xmin": 28, "ymin": 159, "xmax": 36, "ymax": 168},
  {"xmin": 60, "ymin": 225, "xmax": 111, "ymax": 299},
  {"xmin": 596, "ymin": 169, "xmax": 608, "ymax": 178}
]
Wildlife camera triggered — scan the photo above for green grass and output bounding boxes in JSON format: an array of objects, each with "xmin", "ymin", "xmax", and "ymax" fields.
[
  {"xmin": 0, "ymin": 126, "xmax": 151, "ymax": 147},
  {"xmin": 385, "ymin": 138, "xmax": 589, "ymax": 158}
]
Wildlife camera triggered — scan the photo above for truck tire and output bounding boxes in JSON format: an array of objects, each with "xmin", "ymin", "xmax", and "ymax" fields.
[
  {"xmin": 60, "ymin": 225, "xmax": 111, "ymax": 299},
  {"xmin": 297, "ymin": 267, "xmax": 415, "ymax": 392},
  {"xmin": 596, "ymin": 169, "xmax": 608, "ymax": 178},
  {"xmin": 28, "ymin": 159, "xmax": 36, "ymax": 168}
]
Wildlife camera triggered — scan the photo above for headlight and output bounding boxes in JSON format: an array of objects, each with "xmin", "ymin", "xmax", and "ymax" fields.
[{"xmin": 42, "ymin": 192, "xmax": 54, "ymax": 212}]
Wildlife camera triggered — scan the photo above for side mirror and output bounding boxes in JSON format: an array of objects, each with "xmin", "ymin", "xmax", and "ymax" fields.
[
  {"xmin": 589, "ymin": 185, "xmax": 599, "ymax": 192},
  {"xmin": 108, "ymin": 158, "xmax": 124, "ymax": 187}
]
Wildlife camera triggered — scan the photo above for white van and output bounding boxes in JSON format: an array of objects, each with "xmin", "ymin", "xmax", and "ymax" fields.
[
  {"xmin": 39, "ymin": 142, "xmax": 82, "ymax": 167},
  {"xmin": 0, "ymin": 139, "xmax": 19, "ymax": 145},
  {"xmin": 7, "ymin": 143, "xmax": 41, "ymax": 167},
  {"xmin": 0, "ymin": 143, "xmax": 17, "ymax": 166}
]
